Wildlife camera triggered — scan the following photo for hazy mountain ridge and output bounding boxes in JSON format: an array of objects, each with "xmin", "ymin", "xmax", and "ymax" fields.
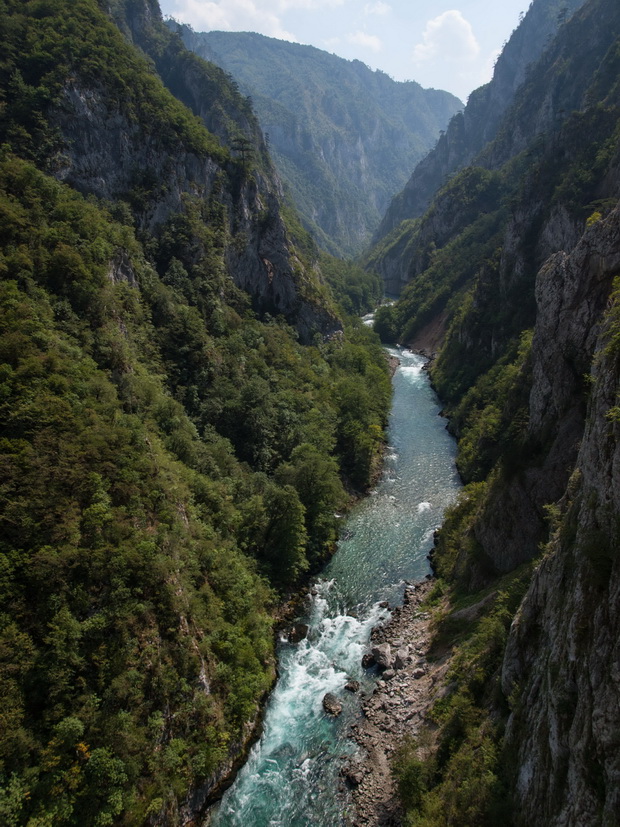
[
  {"xmin": 374, "ymin": 0, "xmax": 589, "ymax": 247},
  {"xmin": 169, "ymin": 25, "xmax": 462, "ymax": 256}
]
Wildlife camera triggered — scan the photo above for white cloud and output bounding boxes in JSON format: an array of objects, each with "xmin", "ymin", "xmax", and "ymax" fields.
[
  {"xmin": 483, "ymin": 47, "xmax": 502, "ymax": 79},
  {"xmin": 280, "ymin": 0, "xmax": 345, "ymax": 8},
  {"xmin": 323, "ymin": 36, "xmax": 342, "ymax": 49},
  {"xmin": 167, "ymin": 0, "xmax": 299, "ymax": 39},
  {"xmin": 166, "ymin": 0, "xmax": 347, "ymax": 39},
  {"xmin": 346, "ymin": 30, "xmax": 382, "ymax": 52},
  {"xmin": 364, "ymin": 1, "xmax": 390, "ymax": 15},
  {"xmin": 413, "ymin": 10, "xmax": 480, "ymax": 64}
]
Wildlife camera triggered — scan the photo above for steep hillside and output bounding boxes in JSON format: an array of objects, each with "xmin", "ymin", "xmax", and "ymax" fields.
[
  {"xmin": 373, "ymin": 0, "xmax": 588, "ymax": 257},
  {"xmin": 0, "ymin": 1, "xmax": 391, "ymax": 823},
  {"xmin": 4, "ymin": 0, "xmax": 341, "ymax": 342},
  {"xmin": 369, "ymin": 0, "xmax": 620, "ymax": 823},
  {"xmin": 502, "ymin": 206, "xmax": 620, "ymax": 825},
  {"xmin": 169, "ymin": 26, "xmax": 462, "ymax": 256}
]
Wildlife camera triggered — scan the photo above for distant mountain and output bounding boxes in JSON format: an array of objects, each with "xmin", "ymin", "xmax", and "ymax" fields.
[{"xmin": 168, "ymin": 26, "xmax": 462, "ymax": 256}]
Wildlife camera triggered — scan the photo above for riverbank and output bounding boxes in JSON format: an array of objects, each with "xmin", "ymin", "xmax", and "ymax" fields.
[{"xmin": 347, "ymin": 579, "xmax": 451, "ymax": 827}]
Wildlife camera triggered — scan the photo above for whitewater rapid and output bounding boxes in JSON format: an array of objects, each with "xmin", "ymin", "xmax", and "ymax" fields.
[{"xmin": 210, "ymin": 349, "xmax": 460, "ymax": 826}]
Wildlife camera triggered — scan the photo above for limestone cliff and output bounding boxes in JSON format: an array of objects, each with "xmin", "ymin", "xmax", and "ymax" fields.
[
  {"xmin": 370, "ymin": 0, "xmax": 620, "ymax": 820},
  {"xmin": 502, "ymin": 205, "xmax": 620, "ymax": 825},
  {"xmin": 471, "ymin": 194, "xmax": 620, "ymax": 577},
  {"xmin": 51, "ymin": 0, "xmax": 339, "ymax": 341}
]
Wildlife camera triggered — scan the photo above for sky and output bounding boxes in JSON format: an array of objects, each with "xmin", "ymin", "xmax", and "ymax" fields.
[{"xmin": 158, "ymin": 0, "xmax": 530, "ymax": 102}]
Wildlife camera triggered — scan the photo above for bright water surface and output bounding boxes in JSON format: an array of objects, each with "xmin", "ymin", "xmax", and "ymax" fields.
[{"xmin": 210, "ymin": 347, "xmax": 461, "ymax": 826}]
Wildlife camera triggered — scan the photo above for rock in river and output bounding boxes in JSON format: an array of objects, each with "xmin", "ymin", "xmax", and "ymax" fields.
[
  {"xmin": 371, "ymin": 643, "xmax": 392, "ymax": 669},
  {"xmin": 289, "ymin": 623, "xmax": 309, "ymax": 643},
  {"xmin": 322, "ymin": 693, "xmax": 343, "ymax": 716}
]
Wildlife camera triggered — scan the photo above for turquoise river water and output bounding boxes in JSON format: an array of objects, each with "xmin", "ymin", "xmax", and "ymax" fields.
[{"xmin": 210, "ymin": 347, "xmax": 461, "ymax": 826}]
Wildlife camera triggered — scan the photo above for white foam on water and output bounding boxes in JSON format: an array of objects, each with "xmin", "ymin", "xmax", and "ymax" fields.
[
  {"xmin": 422, "ymin": 527, "xmax": 436, "ymax": 545},
  {"xmin": 213, "ymin": 584, "xmax": 390, "ymax": 825},
  {"xmin": 399, "ymin": 364, "xmax": 424, "ymax": 385},
  {"xmin": 211, "ymin": 346, "xmax": 460, "ymax": 827}
]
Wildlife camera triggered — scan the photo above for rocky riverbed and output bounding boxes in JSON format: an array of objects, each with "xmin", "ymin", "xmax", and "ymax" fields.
[{"xmin": 345, "ymin": 579, "xmax": 450, "ymax": 827}]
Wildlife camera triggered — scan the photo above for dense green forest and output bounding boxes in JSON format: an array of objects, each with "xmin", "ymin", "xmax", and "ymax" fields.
[{"xmin": 0, "ymin": 1, "xmax": 391, "ymax": 823}]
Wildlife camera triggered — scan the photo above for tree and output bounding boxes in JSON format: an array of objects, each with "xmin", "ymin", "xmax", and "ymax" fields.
[
  {"xmin": 231, "ymin": 136, "xmax": 254, "ymax": 165},
  {"xmin": 276, "ymin": 444, "xmax": 345, "ymax": 565}
]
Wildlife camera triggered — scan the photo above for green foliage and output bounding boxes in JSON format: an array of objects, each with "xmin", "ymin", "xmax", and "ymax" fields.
[
  {"xmin": 392, "ymin": 738, "xmax": 436, "ymax": 812},
  {"xmin": 405, "ymin": 731, "xmax": 505, "ymax": 827},
  {"xmin": 539, "ymin": 106, "xmax": 620, "ymax": 219},
  {"xmin": 431, "ymin": 483, "xmax": 488, "ymax": 583},
  {"xmin": 446, "ymin": 330, "xmax": 533, "ymax": 482},
  {"xmin": 373, "ymin": 303, "xmax": 399, "ymax": 343},
  {"xmin": 0, "ymin": 0, "xmax": 227, "ymax": 165},
  {"xmin": 318, "ymin": 252, "xmax": 383, "ymax": 317},
  {"xmin": 0, "ymin": 145, "xmax": 390, "ymax": 823},
  {"xmin": 395, "ymin": 576, "xmax": 531, "ymax": 826},
  {"xmin": 371, "ymin": 174, "xmax": 507, "ymax": 349}
]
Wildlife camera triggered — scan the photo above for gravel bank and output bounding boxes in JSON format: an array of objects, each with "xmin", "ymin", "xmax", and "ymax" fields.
[{"xmin": 346, "ymin": 580, "xmax": 450, "ymax": 826}]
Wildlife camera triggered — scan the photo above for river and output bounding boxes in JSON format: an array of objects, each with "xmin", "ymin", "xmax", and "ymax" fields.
[{"xmin": 210, "ymin": 347, "xmax": 460, "ymax": 826}]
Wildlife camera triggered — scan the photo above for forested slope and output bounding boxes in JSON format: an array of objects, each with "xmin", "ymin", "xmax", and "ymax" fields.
[
  {"xmin": 367, "ymin": 0, "xmax": 620, "ymax": 822},
  {"xmin": 0, "ymin": 1, "xmax": 390, "ymax": 823}
]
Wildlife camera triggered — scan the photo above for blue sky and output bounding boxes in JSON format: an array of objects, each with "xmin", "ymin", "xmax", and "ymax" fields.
[{"xmin": 158, "ymin": 0, "xmax": 529, "ymax": 101}]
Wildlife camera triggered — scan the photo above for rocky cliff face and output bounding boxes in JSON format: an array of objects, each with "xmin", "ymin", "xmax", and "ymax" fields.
[
  {"xmin": 172, "ymin": 27, "xmax": 462, "ymax": 256},
  {"xmin": 502, "ymin": 205, "xmax": 620, "ymax": 826},
  {"xmin": 471, "ymin": 197, "xmax": 620, "ymax": 577},
  {"xmin": 374, "ymin": 0, "xmax": 588, "ymax": 251},
  {"xmin": 366, "ymin": 3, "xmax": 620, "ymax": 818},
  {"xmin": 371, "ymin": 0, "xmax": 620, "ymax": 372},
  {"xmin": 53, "ymin": 0, "xmax": 338, "ymax": 341}
]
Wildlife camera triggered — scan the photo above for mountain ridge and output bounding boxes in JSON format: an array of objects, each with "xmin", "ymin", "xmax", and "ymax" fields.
[
  {"xmin": 169, "ymin": 25, "xmax": 462, "ymax": 256},
  {"xmin": 373, "ymin": 0, "xmax": 589, "ymax": 249}
]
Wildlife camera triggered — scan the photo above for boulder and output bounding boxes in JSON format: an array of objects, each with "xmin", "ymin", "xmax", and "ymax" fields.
[
  {"xmin": 371, "ymin": 643, "xmax": 392, "ymax": 669},
  {"xmin": 288, "ymin": 623, "xmax": 309, "ymax": 643},
  {"xmin": 382, "ymin": 669, "xmax": 396, "ymax": 681},
  {"xmin": 344, "ymin": 680, "xmax": 360, "ymax": 693},
  {"xmin": 322, "ymin": 693, "xmax": 343, "ymax": 716},
  {"xmin": 342, "ymin": 767, "xmax": 364, "ymax": 787},
  {"xmin": 362, "ymin": 653, "xmax": 376, "ymax": 669},
  {"xmin": 394, "ymin": 647, "xmax": 410, "ymax": 670}
]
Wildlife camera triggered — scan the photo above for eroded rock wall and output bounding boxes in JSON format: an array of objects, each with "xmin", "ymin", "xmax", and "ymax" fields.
[{"xmin": 502, "ymin": 204, "xmax": 620, "ymax": 825}]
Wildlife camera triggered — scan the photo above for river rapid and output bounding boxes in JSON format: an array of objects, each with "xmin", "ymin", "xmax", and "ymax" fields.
[{"xmin": 210, "ymin": 347, "xmax": 460, "ymax": 826}]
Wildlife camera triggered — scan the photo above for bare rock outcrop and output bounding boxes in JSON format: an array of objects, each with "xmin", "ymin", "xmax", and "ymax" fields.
[
  {"xmin": 322, "ymin": 693, "xmax": 343, "ymax": 717},
  {"xmin": 350, "ymin": 581, "xmax": 448, "ymax": 827},
  {"xmin": 501, "ymin": 204, "xmax": 620, "ymax": 825}
]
